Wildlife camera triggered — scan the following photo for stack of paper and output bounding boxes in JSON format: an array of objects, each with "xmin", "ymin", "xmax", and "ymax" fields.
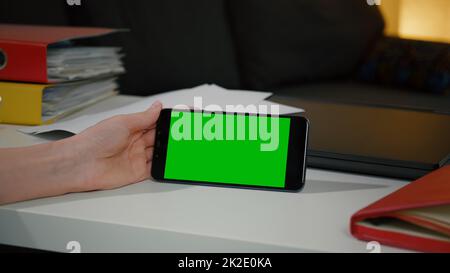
[
  {"xmin": 20, "ymin": 84, "xmax": 304, "ymax": 135},
  {"xmin": 47, "ymin": 47, "xmax": 125, "ymax": 82},
  {"xmin": 42, "ymin": 78, "xmax": 119, "ymax": 121}
]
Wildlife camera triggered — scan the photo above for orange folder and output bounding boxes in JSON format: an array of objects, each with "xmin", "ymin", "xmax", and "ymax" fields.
[
  {"xmin": 0, "ymin": 24, "xmax": 119, "ymax": 83},
  {"xmin": 351, "ymin": 165, "xmax": 450, "ymax": 252}
]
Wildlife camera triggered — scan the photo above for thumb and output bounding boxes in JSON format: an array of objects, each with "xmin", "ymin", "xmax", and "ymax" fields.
[{"xmin": 123, "ymin": 101, "xmax": 163, "ymax": 132}]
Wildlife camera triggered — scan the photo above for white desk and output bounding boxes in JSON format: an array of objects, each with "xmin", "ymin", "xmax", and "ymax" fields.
[{"xmin": 0, "ymin": 95, "xmax": 412, "ymax": 253}]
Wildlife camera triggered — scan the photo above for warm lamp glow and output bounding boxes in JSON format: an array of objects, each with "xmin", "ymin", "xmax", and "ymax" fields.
[{"xmin": 380, "ymin": 0, "xmax": 450, "ymax": 43}]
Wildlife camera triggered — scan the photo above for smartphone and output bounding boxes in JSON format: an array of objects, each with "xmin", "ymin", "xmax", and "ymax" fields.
[{"xmin": 152, "ymin": 109, "xmax": 309, "ymax": 192}]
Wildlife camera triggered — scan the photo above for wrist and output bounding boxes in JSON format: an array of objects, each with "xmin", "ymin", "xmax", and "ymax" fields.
[
  {"xmin": 0, "ymin": 135, "xmax": 93, "ymax": 205},
  {"xmin": 48, "ymin": 136, "xmax": 90, "ymax": 194}
]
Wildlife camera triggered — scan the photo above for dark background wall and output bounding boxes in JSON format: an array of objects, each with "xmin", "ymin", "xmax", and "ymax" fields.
[
  {"xmin": 0, "ymin": 0, "xmax": 385, "ymax": 95},
  {"xmin": 0, "ymin": 0, "xmax": 241, "ymax": 95}
]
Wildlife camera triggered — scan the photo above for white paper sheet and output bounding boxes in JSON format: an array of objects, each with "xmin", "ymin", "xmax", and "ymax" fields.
[
  {"xmin": 47, "ymin": 47, "xmax": 125, "ymax": 81},
  {"xmin": 19, "ymin": 84, "xmax": 303, "ymax": 135}
]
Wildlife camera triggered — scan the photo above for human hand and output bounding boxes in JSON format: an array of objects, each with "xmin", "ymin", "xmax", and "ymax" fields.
[{"xmin": 71, "ymin": 101, "xmax": 163, "ymax": 192}]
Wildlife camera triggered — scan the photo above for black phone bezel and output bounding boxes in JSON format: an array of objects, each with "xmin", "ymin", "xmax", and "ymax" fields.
[{"xmin": 151, "ymin": 109, "xmax": 309, "ymax": 192}]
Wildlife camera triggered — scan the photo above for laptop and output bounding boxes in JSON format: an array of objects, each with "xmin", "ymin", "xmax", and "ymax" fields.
[{"xmin": 270, "ymin": 96, "xmax": 450, "ymax": 180}]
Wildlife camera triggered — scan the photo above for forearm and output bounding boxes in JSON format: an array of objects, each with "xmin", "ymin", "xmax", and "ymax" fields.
[
  {"xmin": 0, "ymin": 103, "xmax": 161, "ymax": 205},
  {"xmin": 0, "ymin": 138, "xmax": 85, "ymax": 205}
]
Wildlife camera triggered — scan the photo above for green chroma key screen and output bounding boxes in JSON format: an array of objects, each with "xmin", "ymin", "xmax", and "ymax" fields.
[{"xmin": 164, "ymin": 111, "xmax": 291, "ymax": 188}]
